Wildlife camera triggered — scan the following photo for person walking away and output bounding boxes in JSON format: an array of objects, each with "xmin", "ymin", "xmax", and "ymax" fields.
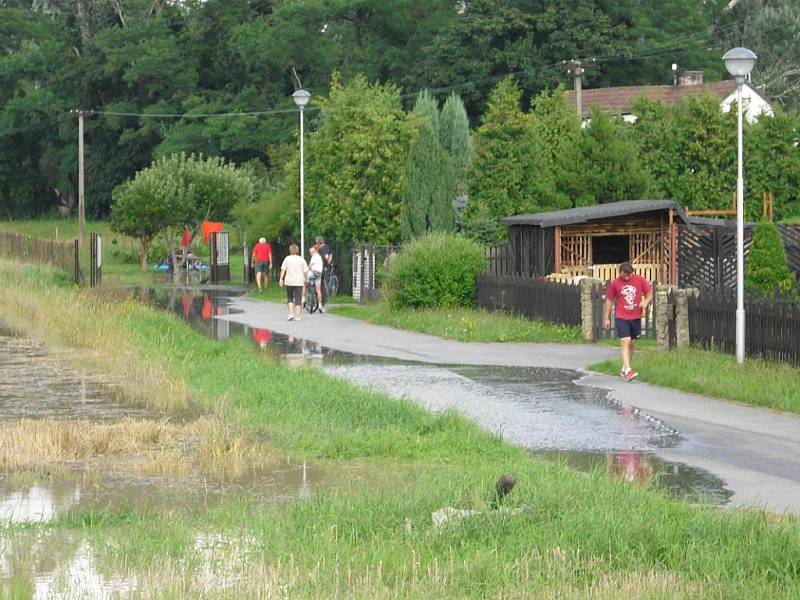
[
  {"xmin": 315, "ymin": 236, "xmax": 333, "ymax": 306},
  {"xmin": 279, "ymin": 244, "xmax": 308, "ymax": 321},
  {"xmin": 604, "ymin": 261, "xmax": 652, "ymax": 381},
  {"xmin": 251, "ymin": 237, "xmax": 273, "ymax": 292},
  {"xmin": 308, "ymin": 246, "xmax": 325, "ymax": 313}
]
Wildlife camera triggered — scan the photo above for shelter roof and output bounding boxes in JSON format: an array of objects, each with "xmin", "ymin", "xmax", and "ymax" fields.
[{"xmin": 502, "ymin": 200, "xmax": 689, "ymax": 228}]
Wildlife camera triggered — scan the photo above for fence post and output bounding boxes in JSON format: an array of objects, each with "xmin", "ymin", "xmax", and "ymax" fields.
[
  {"xmin": 675, "ymin": 289, "xmax": 691, "ymax": 348},
  {"xmin": 580, "ymin": 278, "xmax": 595, "ymax": 341},
  {"xmin": 654, "ymin": 284, "xmax": 670, "ymax": 350}
]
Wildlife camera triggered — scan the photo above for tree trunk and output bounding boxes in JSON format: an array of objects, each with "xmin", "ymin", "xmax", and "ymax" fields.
[{"xmin": 140, "ymin": 238, "xmax": 150, "ymax": 272}]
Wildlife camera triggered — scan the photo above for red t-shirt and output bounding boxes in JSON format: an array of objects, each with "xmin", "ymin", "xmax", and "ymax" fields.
[
  {"xmin": 607, "ymin": 274, "xmax": 651, "ymax": 320},
  {"xmin": 252, "ymin": 242, "xmax": 272, "ymax": 263}
]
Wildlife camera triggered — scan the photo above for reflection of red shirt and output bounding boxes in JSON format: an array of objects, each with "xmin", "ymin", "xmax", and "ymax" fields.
[
  {"xmin": 607, "ymin": 274, "xmax": 651, "ymax": 320},
  {"xmin": 201, "ymin": 296, "xmax": 212, "ymax": 321},
  {"xmin": 253, "ymin": 328, "xmax": 272, "ymax": 345},
  {"xmin": 252, "ymin": 242, "xmax": 272, "ymax": 263},
  {"xmin": 181, "ymin": 295, "xmax": 193, "ymax": 318}
]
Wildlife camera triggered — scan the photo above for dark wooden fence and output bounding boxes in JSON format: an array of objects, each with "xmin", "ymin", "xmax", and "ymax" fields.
[
  {"xmin": 486, "ymin": 244, "xmax": 512, "ymax": 276},
  {"xmin": 0, "ymin": 230, "xmax": 80, "ymax": 283},
  {"xmin": 476, "ymin": 273, "xmax": 581, "ymax": 326},
  {"xmin": 687, "ymin": 289, "xmax": 800, "ymax": 366}
]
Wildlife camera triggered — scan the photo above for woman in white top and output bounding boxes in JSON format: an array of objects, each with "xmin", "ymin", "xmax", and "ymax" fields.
[
  {"xmin": 308, "ymin": 246, "xmax": 325, "ymax": 313},
  {"xmin": 279, "ymin": 243, "xmax": 308, "ymax": 321}
]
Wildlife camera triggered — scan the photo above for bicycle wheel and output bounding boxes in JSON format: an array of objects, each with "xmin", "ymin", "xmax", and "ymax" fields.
[
  {"xmin": 327, "ymin": 274, "xmax": 339, "ymax": 298},
  {"xmin": 305, "ymin": 287, "xmax": 318, "ymax": 314}
]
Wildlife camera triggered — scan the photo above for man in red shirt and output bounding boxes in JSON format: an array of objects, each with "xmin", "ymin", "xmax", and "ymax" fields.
[
  {"xmin": 604, "ymin": 261, "xmax": 652, "ymax": 381},
  {"xmin": 250, "ymin": 237, "xmax": 273, "ymax": 292}
]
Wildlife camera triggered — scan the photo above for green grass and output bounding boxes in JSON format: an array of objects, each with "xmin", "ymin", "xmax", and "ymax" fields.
[
  {"xmin": 589, "ymin": 346, "xmax": 800, "ymax": 413},
  {"xmin": 328, "ymin": 300, "xmax": 582, "ymax": 343},
  {"xmin": 2, "ymin": 262, "xmax": 800, "ymax": 597}
]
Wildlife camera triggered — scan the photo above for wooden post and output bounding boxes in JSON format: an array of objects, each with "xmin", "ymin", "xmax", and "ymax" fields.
[
  {"xmin": 554, "ymin": 226, "xmax": 561, "ymax": 274},
  {"xmin": 668, "ymin": 209, "xmax": 677, "ymax": 286}
]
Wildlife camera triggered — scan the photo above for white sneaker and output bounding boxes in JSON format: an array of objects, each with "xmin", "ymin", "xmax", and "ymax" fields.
[
  {"xmin": 287, "ymin": 315, "xmax": 294, "ymax": 321},
  {"xmin": 319, "ymin": 306, "xmax": 325, "ymax": 314}
]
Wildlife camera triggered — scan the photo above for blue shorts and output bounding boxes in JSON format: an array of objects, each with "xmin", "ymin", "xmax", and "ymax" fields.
[{"xmin": 615, "ymin": 318, "xmax": 641, "ymax": 340}]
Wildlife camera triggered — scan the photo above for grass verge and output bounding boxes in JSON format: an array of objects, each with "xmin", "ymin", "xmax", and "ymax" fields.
[
  {"xmin": 588, "ymin": 346, "xmax": 800, "ymax": 413},
  {"xmin": 328, "ymin": 300, "xmax": 582, "ymax": 343},
  {"xmin": 1, "ymin": 260, "xmax": 799, "ymax": 598}
]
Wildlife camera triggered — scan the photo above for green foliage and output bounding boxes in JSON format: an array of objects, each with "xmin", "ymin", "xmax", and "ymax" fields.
[
  {"xmin": 745, "ymin": 220, "xmax": 797, "ymax": 297},
  {"xmin": 305, "ymin": 74, "xmax": 413, "ymax": 244},
  {"xmin": 111, "ymin": 153, "xmax": 254, "ymax": 269},
  {"xmin": 440, "ymin": 92, "xmax": 472, "ymax": 197},
  {"xmin": 401, "ymin": 90, "xmax": 456, "ymax": 241},
  {"xmin": 580, "ymin": 106, "xmax": 651, "ymax": 203},
  {"xmin": 384, "ymin": 232, "xmax": 486, "ymax": 309}
]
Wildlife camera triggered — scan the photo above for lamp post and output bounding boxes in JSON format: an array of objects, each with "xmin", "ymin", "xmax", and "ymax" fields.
[
  {"xmin": 723, "ymin": 47, "xmax": 757, "ymax": 365},
  {"xmin": 292, "ymin": 89, "xmax": 311, "ymax": 258}
]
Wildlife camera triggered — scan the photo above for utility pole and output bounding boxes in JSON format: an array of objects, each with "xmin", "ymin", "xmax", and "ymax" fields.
[
  {"xmin": 562, "ymin": 59, "xmax": 595, "ymax": 119},
  {"xmin": 71, "ymin": 110, "xmax": 89, "ymax": 251}
]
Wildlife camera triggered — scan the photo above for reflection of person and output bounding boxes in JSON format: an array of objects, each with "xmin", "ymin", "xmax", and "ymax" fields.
[
  {"xmin": 251, "ymin": 237, "xmax": 273, "ymax": 292},
  {"xmin": 201, "ymin": 295, "xmax": 212, "ymax": 321},
  {"xmin": 279, "ymin": 243, "xmax": 308, "ymax": 321},
  {"xmin": 252, "ymin": 327, "xmax": 272, "ymax": 348},
  {"xmin": 308, "ymin": 246, "xmax": 324, "ymax": 313},
  {"xmin": 607, "ymin": 451, "xmax": 654, "ymax": 483},
  {"xmin": 604, "ymin": 261, "xmax": 652, "ymax": 381}
]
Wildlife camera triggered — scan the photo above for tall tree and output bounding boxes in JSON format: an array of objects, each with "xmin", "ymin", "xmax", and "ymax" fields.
[
  {"xmin": 304, "ymin": 73, "xmax": 414, "ymax": 244},
  {"xmin": 439, "ymin": 92, "xmax": 472, "ymax": 228}
]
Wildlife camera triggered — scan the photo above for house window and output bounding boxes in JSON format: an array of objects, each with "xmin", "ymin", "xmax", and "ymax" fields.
[{"xmin": 592, "ymin": 235, "xmax": 629, "ymax": 264}]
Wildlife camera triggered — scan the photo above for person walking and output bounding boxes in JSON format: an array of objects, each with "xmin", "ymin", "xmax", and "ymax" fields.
[
  {"xmin": 279, "ymin": 243, "xmax": 308, "ymax": 321},
  {"xmin": 251, "ymin": 237, "xmax": 273, "ymax": 292},
  {"xmin": 315, "ymin": 236, "xmax": 333, "ymax": 307},
  {"xmin": 307, "ymin": 245, "xmax": 325, "ymax": 313},
  {"xmin": 604, "ymin": 261, "xmax": 652, "ymax": 381}
]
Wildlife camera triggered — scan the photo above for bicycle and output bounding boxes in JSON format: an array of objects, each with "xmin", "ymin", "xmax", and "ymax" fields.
[
  {"xmin": 305, "ymin": 283, "xmax": 319, "ymax": 314},
  {"xmin": 325, "ymin": 265, "xmax": 339, "ymax": 298}
]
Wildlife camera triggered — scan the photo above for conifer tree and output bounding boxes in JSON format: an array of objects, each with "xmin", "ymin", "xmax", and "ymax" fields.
[
  {"xmin": 401, "ymin": 90, "xmax": 455, "ymax": 241},
  {"xmin": 440, "ymin": 92, "xmax": 472, "ymax": 228},
  {"xmin": 745, "ymin": 220, "xmax": 797, "ymax": 297}
]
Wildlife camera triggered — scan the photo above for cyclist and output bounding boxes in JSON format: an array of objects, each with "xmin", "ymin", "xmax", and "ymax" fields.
[
  {"xmin": 307, "ymin": 245, "xmax": 324, "ymax": 313},
  {"xmin": 315, "ymin": 236, "xmax": 333, "ymax": 306}
]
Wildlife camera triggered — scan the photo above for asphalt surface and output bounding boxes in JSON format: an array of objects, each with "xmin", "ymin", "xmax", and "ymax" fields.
[{"xmin": 220, "ymin": 295, "xmax": 800, "ymax": 514}]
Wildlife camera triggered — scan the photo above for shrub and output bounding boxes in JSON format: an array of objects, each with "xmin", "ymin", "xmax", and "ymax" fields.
[
  {"xmin": 384, "ymin": 233, "xmax": 487, "ymax": 309},
  {"xmin": 745, "ymin": 220, "xmax": 797, "ymax": 297}
]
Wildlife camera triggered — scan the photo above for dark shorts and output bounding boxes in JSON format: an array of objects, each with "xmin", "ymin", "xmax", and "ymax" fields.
[
  {"xmin": 286, "ymin": 285, "xmax": 303, "ymax": 305},
  {"xmin": 615, "ymin": 318, "xmax": 641, "ymax": 340},
  {"xmin": 255, "ymin": 261, "xmax": 269, "ymax": 274}
]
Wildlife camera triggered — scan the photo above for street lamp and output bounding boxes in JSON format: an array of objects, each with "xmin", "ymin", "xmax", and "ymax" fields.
[
  {"xmin": 723, "ymin": 47, "xmax": 757, "ymax": 365},
  {"xmin": 292, "ymin": 89, "xmax": 311, "ymax": 258}
]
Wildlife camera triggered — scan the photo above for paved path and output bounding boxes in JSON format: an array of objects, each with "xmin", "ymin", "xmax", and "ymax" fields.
[{"xmin": 221, "ymin": 296, "xmax": 800, "ymax": 514}]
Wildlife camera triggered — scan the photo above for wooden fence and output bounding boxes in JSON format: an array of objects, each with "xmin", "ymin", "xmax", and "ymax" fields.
[
  {"xmin": 476, "ymin": 273, "xmax": 581, "ymax": 326},
  {"xmin": 687, "ymin": 290, "xmax": 800, "ymax": 366},
  {"xmin": 0, "ymin": 231, "xmax": 80, "ymax": 283}
]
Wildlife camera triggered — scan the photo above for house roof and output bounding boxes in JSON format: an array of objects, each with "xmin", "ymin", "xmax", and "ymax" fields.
[
  {"xmin": 502, "ymin": 200, "xmax": 689, "ymax": 228},
  {"xmin": 564, "ymin": 81, "xmax": 737, "ymax": 118}
]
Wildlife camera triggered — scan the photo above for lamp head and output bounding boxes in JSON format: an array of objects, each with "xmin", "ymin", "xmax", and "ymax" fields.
[
  {"xmin": 723, "ymin": 47, "xmax": 757, "ymax": 82},
  {"xmin": 292, "ymin": 89, "xmax": 311, "ymax": 108}
]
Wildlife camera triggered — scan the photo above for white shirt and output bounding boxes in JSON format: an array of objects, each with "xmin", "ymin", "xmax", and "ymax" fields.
[
  {"xmin": 309, "ymin": 253, "xmax": 323, "ymax": 274},
  {"xmin": 280, "ymin": 255, "xmax": 308, "ymax": 286}
]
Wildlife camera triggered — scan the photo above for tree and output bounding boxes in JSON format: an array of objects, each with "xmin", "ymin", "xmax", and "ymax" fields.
[
  {"xmin": 304, "ymin": 74, "xmax": 414, "ymax": 244},
  {"xmin": 464, "ymin": 77, "xmax": 564, "ymax": 244},
  {"xmin": 579, "ymin": 106, "xmax": 651, "ymax": 204},
  {"xmin": 745, "ymin": 220, "xmax": 797, "ymax": 297},
  {"xmin": 401, "ymin": 90, "xmax": 455, "ymax": 241},
  {"xmin": 439, "ymin": 92, "xmax": 471, "ymax": 229},
  {"xmin": 110, "ymin": 153, "xmax": 254, "ymax": 270}
]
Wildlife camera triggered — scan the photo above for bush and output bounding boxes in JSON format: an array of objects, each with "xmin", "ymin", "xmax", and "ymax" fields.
[
  {"xmin": 745, "ymin": 220, "xmax": 797, "ymax": 297},
  {"xmin": 384, "ymin": 233, "xmax": 487, "ymax": 309}
]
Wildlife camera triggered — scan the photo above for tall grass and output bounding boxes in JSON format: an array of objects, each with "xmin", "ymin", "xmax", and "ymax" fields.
[
  {"xmin": 1, "ymin": 260, "xmax": 800, "ymax": 598},
  {"xmin": 329, "ymin": 301, "xmax": 582, "ymax": 343}
]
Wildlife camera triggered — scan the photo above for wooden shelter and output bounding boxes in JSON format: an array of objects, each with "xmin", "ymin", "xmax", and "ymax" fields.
[{"xmin": 500, "ymin": 200, "xmax": 690, "ymax": 284}]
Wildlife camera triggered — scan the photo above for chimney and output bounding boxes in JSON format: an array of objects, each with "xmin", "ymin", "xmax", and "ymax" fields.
[{"xmin": 678, "ymin": 70, "xmax": 704, "ymax": 86}]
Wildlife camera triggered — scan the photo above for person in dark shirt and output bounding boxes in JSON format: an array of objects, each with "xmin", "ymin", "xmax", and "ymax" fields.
[{"xmin": 315, "ymin": 236, "xmax": 333, "ymax": 306}]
